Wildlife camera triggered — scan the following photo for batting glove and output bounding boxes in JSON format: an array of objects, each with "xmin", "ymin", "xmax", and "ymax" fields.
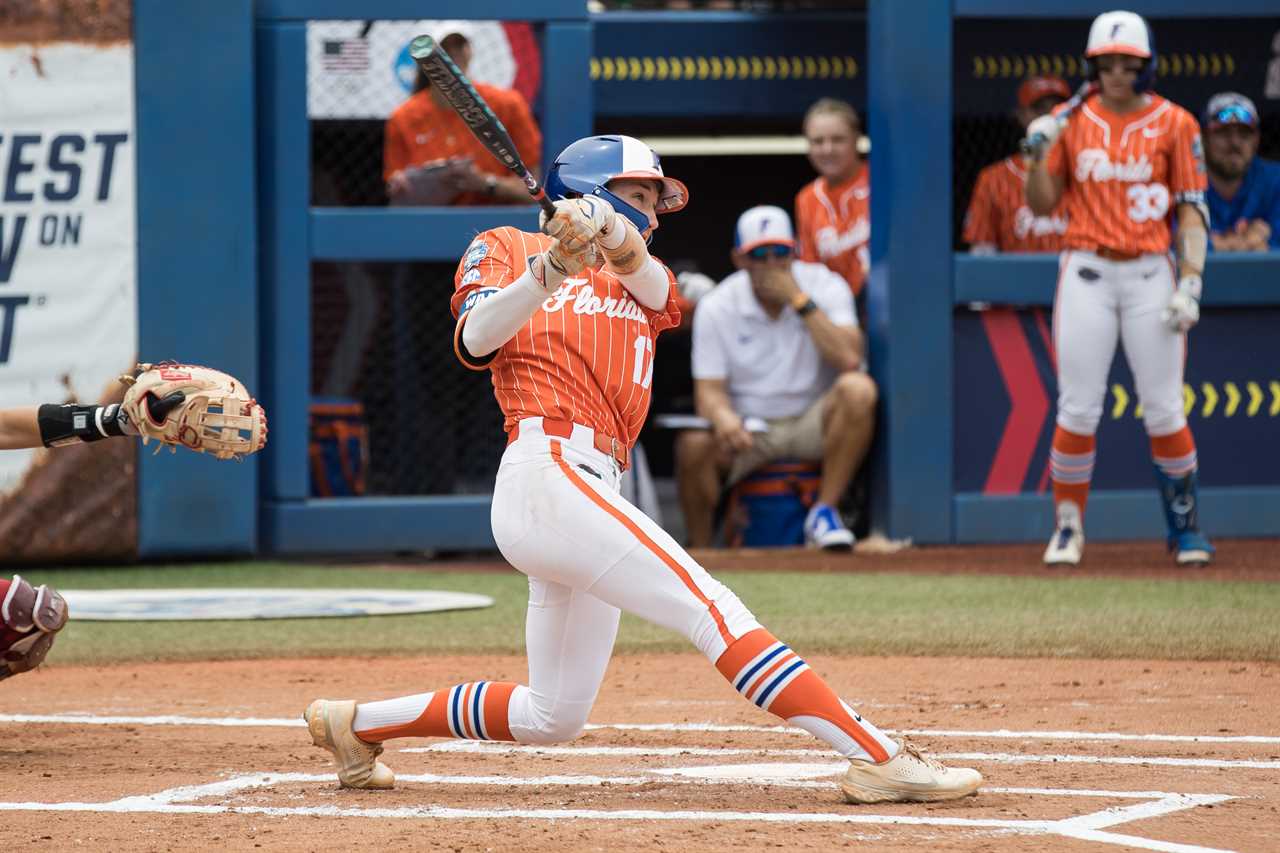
[
  {"xmin": 1021, "ymin": 114, "xmax": 1063, "ymax": 162},
  {"xmin": 1162, "ymin": 275, "xmax": 1202, "ymax": 333},
  {"xmin": 540, "ymin": 197, "xmax": 614, "ymax": 255},
  {"xmin": 530, "ymin": 241, "xmax": 595, "ymax": 293}
]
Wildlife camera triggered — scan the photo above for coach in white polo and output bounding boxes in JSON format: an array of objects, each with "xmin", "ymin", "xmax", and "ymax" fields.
[{"xmin": 675, "ymin": 205, "xmax": 878, "ymax": 550}]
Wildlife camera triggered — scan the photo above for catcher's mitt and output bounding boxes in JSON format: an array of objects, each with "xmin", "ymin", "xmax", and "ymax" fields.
[{"xmin": 119, "ymin": 361, "xmax": 267, "ymax": 461}]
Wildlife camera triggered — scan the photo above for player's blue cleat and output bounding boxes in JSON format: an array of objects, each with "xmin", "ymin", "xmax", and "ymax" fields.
[
  {"xmin": 1169, "ymin": 529, "xmax": 1215, "ymax": 567},
  {"xmin": 1155, "ymin": 467, "xmax": 1213, "ymax": 566}
]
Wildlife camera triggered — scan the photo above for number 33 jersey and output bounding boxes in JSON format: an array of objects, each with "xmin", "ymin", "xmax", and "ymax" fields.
[
  {"xmin": 450, "ymin": 226, "xmax": 682, "ymax": 449},
  {"xmin": 1046, "ymin": 93, "xmax": 1207, "ymax": 254}
]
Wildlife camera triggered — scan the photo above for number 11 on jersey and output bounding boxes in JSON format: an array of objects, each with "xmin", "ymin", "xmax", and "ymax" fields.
[{"xmin": 632, "ymin": 335, "xmax": 654, "ymax": 388}]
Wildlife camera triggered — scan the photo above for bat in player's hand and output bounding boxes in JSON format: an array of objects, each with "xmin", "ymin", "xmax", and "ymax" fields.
[
  {"xmin": 1020, "ymin": 80, "xmax": 1096, "ymax": 160},
  {"xmin": 409, "ymin": 35, "xmax": 556, "ymax": 219}
]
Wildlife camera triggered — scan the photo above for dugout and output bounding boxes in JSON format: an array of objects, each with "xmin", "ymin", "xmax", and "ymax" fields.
[{"xmin": 123, "ymin": 0, "xmax": 1280, "ymax": 557}]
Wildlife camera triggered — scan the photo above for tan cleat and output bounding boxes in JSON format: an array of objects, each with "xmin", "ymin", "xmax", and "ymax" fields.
[
  {"xmin": 841, "ymin": 739, "xmax": 982, "ymax": 804},
  {"xmin": 304, "ymin": 699, "xmax": 395, "ymax": 789}
]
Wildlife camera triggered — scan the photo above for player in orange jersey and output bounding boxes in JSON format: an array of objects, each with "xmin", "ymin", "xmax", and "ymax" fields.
[
  {"xmin": 964, "ymin": 76, "xmax": 1071, "ymax": 254},
  {"xmin": 303, "ymin": 135, "xmax": 981, "ymax": 805},
  {"xmin": 383, "ymin": 26, "xmax": 542, "ymax": 206},
  {"xmin": 1025, "ymin": 11, "xmax": 1214, "ymax": 567},
  {"xmin": 795, "ymin": 98, "xmax": 870, "ymax": 302}
]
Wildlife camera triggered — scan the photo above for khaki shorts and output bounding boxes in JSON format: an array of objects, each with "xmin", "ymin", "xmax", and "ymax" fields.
[{"xmin": 725, "ymin": 393, "xmax": 827, "ymax": 486}]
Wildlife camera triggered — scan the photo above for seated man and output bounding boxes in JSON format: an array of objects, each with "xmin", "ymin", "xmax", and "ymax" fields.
[
  {"xmin": 675, "ymin": 206, "xmax": 876, "ymax": 550},
  {"xmin": 1201, "ymin": 92, "xmax": 1280, "ymax": 251}
]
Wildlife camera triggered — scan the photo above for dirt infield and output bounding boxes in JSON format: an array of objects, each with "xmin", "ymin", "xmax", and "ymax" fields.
[{"xmin": 4, "ymin": 653, "xmax": 1277, "ymax": 851}]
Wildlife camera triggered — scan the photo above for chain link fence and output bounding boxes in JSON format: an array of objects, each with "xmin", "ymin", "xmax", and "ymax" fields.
[
  {"xmin": 308, "ymin": 19, "xmax": 540, "ymax": 207},
  {"xmin": 306, "ymin": 20, "xmax": 541, "ymax": 497},
  {"xmin": 311, "ymin": 261, "xmax": 508, "ymax": 496}
]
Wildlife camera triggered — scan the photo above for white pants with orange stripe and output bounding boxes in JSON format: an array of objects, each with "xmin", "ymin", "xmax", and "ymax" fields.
[
  {"xmin": 493, "ymin": 415, "xmax": 761, "ymax": 665},
  {"xmin": 485, "ymin": 417, "xmax": 896, "ymax": 761},
  {"xmin": 1053, "ymin": 251, "xmax": 1187, "ymax": 437}
]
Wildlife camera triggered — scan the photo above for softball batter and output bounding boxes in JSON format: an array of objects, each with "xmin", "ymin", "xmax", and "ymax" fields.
[
  {"xmin": 1025, "ymin": 10, "xmax": 1215, "ymax": 567},
  {"xmin": 305, "ymin": 135, "xmax": 981, "ymax": 804}
]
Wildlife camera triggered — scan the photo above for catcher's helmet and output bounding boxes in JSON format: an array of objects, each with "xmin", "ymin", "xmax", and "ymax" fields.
[
  {"xmin": 1085, "ymin": 10, "xmax": 1157, "ymax": 94},
  {"xmin": 545, "ymin": 135, "xmax": 688, "ymax": 235}
]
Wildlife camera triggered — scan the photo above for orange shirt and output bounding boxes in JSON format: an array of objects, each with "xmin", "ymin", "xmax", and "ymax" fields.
[
  {"xmin": 383, "ymin": 83, "xmax": 542, "ymax": 206},
  {"xmin": 451, "ymin": 227, "xmax": 682, "ymax": 449},
  {"xmin": 964, "ymin": 156, "xmax": 1068, "ymax": 252},
  {"xmin": 1046, "ymin": 94, "xmax": 1206, "ymax": 254},
  {"xmin": 795, "ymin": 164, "xmax": 870, "ymax": 296}
]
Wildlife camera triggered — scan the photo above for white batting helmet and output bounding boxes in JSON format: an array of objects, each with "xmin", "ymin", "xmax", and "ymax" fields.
[
  {"xmin": 1086, "ymin": 10, "xmax": 1152, "ymax": 59},
  {"xmin": 1085, "ymin": 10, "xmax": 1157, "ymax": 92}
]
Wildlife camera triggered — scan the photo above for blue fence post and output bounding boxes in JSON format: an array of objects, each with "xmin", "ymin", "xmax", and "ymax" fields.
[
  {"xmin": 868, "ymin": 0, "xmax": 953, "ymax": 543},
  {"xmin": 134, "ymin": 0, "xmax": 259, "ymax": 556},
  {"xmin": 541, "ymin": 22, "xmax": 594, "ymax": 166},
  {"xmin": 256, "ymin": 20, "xmax": 312, "ymax": 511}
]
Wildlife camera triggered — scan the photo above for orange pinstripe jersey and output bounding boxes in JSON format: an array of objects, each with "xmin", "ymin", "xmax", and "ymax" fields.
[
  {"xmin": 1046, "ymin": 94, "xmax": 1207, "ymax": 254},
  {"xmin": 964, "ymin": 156, "xmax": 1068, "ymax": 252},
  {"xmin": 794, "ymin": 164, "xmax": 870, "ymax": 296},
  {"xmin": 450, "ymin": 226, "xmax": 682, "ymax": 449}
]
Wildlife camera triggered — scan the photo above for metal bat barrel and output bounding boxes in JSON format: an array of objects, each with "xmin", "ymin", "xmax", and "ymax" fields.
[{"xmin": 409, "ymin": 35, "xmax": 556, "ymax": 218}]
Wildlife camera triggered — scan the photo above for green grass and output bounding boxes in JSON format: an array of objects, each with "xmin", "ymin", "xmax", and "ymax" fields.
[{"xmin": 19, "ymin": 562, "xmax": 1280, "ymax": 664}]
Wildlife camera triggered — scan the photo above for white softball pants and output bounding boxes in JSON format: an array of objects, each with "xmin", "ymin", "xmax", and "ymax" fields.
[
  {"xmin": 491, "ymin": 417, "xmax": 762, "ymax": 744},
  {"xmin": 1053, "ymin": 250, "xmax": 1187, "ymax": 437}
]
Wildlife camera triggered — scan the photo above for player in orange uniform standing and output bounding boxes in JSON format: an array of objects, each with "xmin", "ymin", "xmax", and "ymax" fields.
[
  {"xmin": 303, "ymin": 135, "xmax": 982, "ymax": 805},
  {"xmin": 1024, "ymin": 11, "xmax": 1214, "ymax": 567},
  {"xmin": 964, "ymin": 76, "xmax": 1072, "ymax": 254},
  {"xmin": 795, "ymin": 99, "xmax": 870, "ymax": 304},
  {"xmin": 383, "ymin": 26, "xmax": 542, "ymax": 206}
]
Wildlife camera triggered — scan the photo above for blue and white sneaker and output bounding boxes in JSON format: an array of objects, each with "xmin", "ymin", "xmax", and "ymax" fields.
[
  {"xmin": 1170, "ymin": 529, "xmax": 1215, "ymax": 567},
  {"xmin": 804, "ymin": 503, "xmax": 855, "ymax": 551},
  {"xmin": 1043, "ymin": 500, "xmax": 1084, "ymax": 566}
]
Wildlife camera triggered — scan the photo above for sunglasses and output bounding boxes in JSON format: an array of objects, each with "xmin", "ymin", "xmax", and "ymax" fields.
[
  {"xmin": 1211, "ymin": 105, "xmax": 1257, "ymax": 128},
  {"xmin": 747, "ymin": 245, "xmax": 793, "ymax": 261}
]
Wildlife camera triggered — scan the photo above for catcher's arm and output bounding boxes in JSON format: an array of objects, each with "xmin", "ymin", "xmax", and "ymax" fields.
[
  {"xmin": 0, "ymin": 406, "xmax": 41, "ymax": 450},
  {"xmin": 0, "ymin": 397, "xmax": 182, "ymax": 451},
  {"xmin": 16, "ymin": 396, "xmax": 183, "ymax": 451}
]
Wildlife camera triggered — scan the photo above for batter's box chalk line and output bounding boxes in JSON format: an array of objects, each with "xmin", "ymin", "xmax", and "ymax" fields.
[
  {"xmin": 409, "ymin": 739, "xmax": 1280, "ymax": 769},
  {"xmin": 0, "ymin": 767, "xmax": 1238, "ymax": 853},
  {"xmin": 4, "ymin": 713, "xmax": 1279, "ymax": 746}
]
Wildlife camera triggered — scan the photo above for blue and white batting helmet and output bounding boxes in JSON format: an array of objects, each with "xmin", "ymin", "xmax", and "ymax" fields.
[
  {"xmin": 545, "ymin": 135, "xmax": 689, "ymax": 235},
  {"xmin": 1085, "ymin": 10, "xmax": 1157, "ymax": 94}
]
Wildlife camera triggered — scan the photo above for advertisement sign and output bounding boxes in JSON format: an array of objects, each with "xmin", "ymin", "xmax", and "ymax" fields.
[
  {"xmin": 0, "ymin": 43, "xmax": 137, "ymax": 496},
  {"xmin": 955, "ymin": 307, "xmax": 1280, "ymax": 493}
]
